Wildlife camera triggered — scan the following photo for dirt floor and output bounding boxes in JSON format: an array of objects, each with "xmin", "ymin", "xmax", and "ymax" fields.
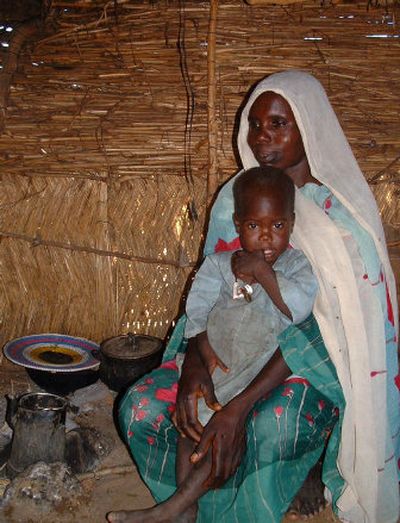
[{"xmin": 0, "ymin": 358, "xmax": 338, "ymax": 523}]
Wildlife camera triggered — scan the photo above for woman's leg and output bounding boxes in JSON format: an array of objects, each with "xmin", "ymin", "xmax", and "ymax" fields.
[
  {"xmin": 191, "ymin": 377, "xmax": 337, "ymax": 523},
  {"xmin": 107, "ymin": 361, "xmax": 210, "ymax": 522},
  {"xmin": 111, "ymin": 368, "xmax": 336, "ymax": 523},
  {"xmin": 117, "ymin": 360, "xmax": 180, "ymax": 504},
  {"xmin": 110, "ymin": 314, "xmax": 342, "ymax": 522}
]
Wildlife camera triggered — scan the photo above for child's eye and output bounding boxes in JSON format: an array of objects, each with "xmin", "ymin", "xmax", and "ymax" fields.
[
  {"xmin": 273, "ymin": 222, "xmax": 284, "ymax": 230},
  {"xmin": 248, "ymin": 223, "xmax": 258, "ymax": 229}
]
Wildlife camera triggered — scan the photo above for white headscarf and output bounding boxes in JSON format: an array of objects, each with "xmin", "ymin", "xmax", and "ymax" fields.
[{"xmin": 238, "ymin": 70, "xmax": 399, "ymax": 523}]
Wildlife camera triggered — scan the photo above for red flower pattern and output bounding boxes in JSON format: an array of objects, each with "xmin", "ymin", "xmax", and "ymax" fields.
[
  {"xmin": 323, "ymin": 196, "xmax": 332, "ymax": 212},
  {"xmin": 135, "ymin": 385, "xmax": 148, "ymax": 393},
  {"xmin": 160, "ymin": 360, "xmax": 178, "ymax": 371},
  {"xmin": 282, "ymin": 387, "xmax": 294, "ymax": 398},
  {"xmin": 152, "ymin": 413, "xmax": 165, "ymax": 430},
  {"xmin": 284, "ymin": 377, "xmax": 310, "ymax": 386},
  {"xmin": 370, "ymin": 370, "xmax": 387, "ymax": 378},
  {"xmin": 135, "ymin": 409, "xmax": 147, "ymax": 421},
  {"xmin": 305, "ymin": 412, "xmax": 314, "ymax": 426},
  {"xmin": 385, "ymin": 278, "xmax": 395, "ymax": 326},
  {"xmin": 155, "ymin": 382, "xmax": 178, "ymax": 403},
  {"xmin": 214, "ymin": 236, "xmax": 241, "ymax": 253}
]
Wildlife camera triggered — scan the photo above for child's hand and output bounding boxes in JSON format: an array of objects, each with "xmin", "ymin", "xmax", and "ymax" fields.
[{"xmin": 231, "ymin": 250, "xmax": 271, "ymax": 284}]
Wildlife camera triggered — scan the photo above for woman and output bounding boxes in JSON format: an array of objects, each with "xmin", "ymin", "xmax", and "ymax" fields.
[{"xmin": 108, "ymin": 71, "xmax": 399, "ymax": 523}]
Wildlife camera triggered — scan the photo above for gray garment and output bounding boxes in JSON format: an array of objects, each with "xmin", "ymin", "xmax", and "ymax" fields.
[{"xmin": 184, "ymin": 248, "xmax": 318, "ymax": 425}]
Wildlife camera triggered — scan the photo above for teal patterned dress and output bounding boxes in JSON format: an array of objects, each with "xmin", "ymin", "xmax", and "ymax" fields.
[{"xmin": 114, "ymin": 180, "xmax": 378, "ymax": 522}]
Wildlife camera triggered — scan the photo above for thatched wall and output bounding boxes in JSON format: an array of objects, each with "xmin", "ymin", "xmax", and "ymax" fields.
[{"xmin": 0, "ymin": 0, "xmax": 399, "ymax": 346}]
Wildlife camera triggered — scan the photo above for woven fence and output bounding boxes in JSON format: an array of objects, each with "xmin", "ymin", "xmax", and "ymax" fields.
[{"xmin": 0, "ymin": 0, "xmax": 399, "ymax": 348}]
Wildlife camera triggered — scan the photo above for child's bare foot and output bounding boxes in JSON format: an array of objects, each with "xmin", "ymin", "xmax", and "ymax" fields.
[
  {"xmin": 106, "ymin": 504, "xmax": 197, "ymax": 523},
  {"xmin": 106, "ymin": 507, "xmax": 166, "ymax": 523}
]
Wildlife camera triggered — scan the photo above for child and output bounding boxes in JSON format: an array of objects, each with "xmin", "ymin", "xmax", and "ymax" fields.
[
  {"xmin": 183, "ymin": 166, "xmax": 318, "ymax": 429},
  {"xmin": 107, "ymin": 166, "xmax": 317, "ymax": 523}
]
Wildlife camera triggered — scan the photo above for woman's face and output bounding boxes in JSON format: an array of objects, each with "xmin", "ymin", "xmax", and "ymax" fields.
[{"xmin": 247, "ymin": 91, "xmax": 307, "ymax": 174}]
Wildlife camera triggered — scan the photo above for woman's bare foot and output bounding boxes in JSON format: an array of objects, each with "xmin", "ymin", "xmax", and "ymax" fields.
[{"xmin": 286, "ymin": 460, "xmax": 328, "ymax": 520}]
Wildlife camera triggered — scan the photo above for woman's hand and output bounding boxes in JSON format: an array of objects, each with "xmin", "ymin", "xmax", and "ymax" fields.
[
  {"xmin": 174, "ymin": 337, "xmax": 224, "ymax": 442},
  {"xmin": 190, "ymin": 400, "xmax": 248, "ymax": 488},
  {"xmin": 190, "ymin": 348, "xmax": 292, "ymax": 488},
  {"xmin": 197, "ymin": 331, "xmax": 229, "ymax": 376},
  {"xmin": 231, "ymin": 250, "xmax": 272, "ymax": 284}
]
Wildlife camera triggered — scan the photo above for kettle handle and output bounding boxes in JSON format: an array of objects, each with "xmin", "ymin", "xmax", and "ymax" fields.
[{"xmin": 5, "ymin": 394, "xmax": 19, "ymax": 429}]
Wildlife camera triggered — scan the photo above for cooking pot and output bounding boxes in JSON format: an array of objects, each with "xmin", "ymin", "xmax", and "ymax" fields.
[
  {"xmin": 99, "ymin": 333, "xmax": 164, "ymax": 392},
  {"xmin": 26, "ymin": 367, "xmax": 99, "ymax": 396}
]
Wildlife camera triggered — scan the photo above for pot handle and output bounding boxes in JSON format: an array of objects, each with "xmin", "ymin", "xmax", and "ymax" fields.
[{"xmin": 127, "ymin": 332, "xmax": 137, "ymax": 350}]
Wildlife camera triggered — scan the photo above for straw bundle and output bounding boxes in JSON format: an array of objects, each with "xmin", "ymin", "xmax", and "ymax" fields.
[{"xmin": 0, "ymin": 0, "xmax": 399, "ymax": 347}]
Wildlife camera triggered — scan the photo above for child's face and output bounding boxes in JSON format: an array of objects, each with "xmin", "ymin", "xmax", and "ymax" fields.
[{"xmin": 234, "ymin": 190, "xmax": 294, "ymax": 264}]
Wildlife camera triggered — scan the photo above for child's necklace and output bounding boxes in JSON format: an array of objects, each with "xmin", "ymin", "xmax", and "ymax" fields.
[{"xmin": 233, "ymin": 280, "xmax": 253, "ymax": 302}]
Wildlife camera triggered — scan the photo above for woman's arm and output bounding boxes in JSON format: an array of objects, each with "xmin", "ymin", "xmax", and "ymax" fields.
[
  {"xmin": 191, "ymin": 348, "xmax": 291, "ymax": 487},
  {"xmin": 174, "ymin": 336, "xmax": 223, "ymax": 442}
]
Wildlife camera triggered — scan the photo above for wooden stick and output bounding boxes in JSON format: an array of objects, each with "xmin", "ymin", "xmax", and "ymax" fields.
[
  {"xmin": 207, "ymin": 0, "xmax": 219, "ymax": 205},
  {"xmin": 0, "ymin": 18, "xmax": 43, "ymax": 132},
  {"xmin": 0, "ymin": 231, "xmax": 196, "ymax": 268}
]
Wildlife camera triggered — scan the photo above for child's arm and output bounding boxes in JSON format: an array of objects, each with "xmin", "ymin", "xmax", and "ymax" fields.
[
  {"xmin": 232, "ymin": 250, "xmax": 292, "ymax": 318},
  {"xmin": 185, "ymin": 255, "xmax": 224, "ymax": 340},
  {"xmin": 232, "ymin": 249, "xmax": 317, "ymax": 323}
]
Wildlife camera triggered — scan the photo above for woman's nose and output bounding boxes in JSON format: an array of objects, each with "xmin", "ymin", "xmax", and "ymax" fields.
[{"xmin": 256, "ymin": 126, "xmax": 272, "ymax": 143}]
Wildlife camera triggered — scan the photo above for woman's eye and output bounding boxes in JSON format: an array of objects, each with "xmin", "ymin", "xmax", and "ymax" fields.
[
  {"xmin": 248, "ymin": 119, "xmax": 260, "ymax": 130},
  {"xmin": 272, "ymin": 118, "xmax": 287, "ymax": 128}
]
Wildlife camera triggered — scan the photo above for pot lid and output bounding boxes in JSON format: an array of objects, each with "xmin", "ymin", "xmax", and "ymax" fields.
[{"xmin": 100, "ymin": 333, "xmax": 163, "ymax": 360}]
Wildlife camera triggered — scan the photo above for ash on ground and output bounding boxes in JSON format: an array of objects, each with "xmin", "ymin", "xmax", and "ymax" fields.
[{"xmin": 0, "ymin": 462, "xmax": 86, "ymax": 522}]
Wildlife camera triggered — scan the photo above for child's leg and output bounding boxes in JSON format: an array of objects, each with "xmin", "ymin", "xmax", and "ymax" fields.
[
  {"xmin": 106, "ymin": 435, "xmax": 212, "ymax": 523},
  {"xmin": 175, "ymin": 435, "xmax": 200, "ymax": 522},
  {"xmin": 176, "ymin": 433, "xmax": 196, "ymax": 483}
]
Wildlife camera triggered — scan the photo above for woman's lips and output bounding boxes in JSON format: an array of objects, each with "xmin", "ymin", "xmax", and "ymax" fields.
[{"xmin": 256, "ymin": 151, "xmax": 279, "ymax": 165}]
